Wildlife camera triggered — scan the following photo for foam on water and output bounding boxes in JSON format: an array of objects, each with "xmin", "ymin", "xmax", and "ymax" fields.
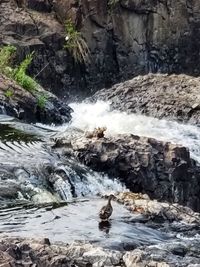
[{"xmin": 65, "ymin": 101, "xmax": 200, "ymax": 162}]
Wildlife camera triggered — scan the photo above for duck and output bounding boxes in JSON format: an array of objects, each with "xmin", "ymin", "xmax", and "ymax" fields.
[{"xmin": 99, "ymin": 194, "xmax": 115, "ymax": 221}]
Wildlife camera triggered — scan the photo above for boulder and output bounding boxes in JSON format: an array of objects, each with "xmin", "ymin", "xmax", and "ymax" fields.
[
  {"xmin": 62, "ymin": 134, "xmax": 200, "ymax": 211},
  {"xmin": 0, "ymin": 74, "xmax": 72, "ymax": 124},
  {"xmin": 90, "ymin": 73, "xmax": 200, "ymax": 125}
]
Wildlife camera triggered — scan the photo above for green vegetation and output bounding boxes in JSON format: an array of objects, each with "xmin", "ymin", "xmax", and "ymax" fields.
[
  {"xmin": 0, "ymin": 45, "xmax": 38, "ymax": 92},
  {"xmin": 0, "ymin": 45, "xmax": 16, "ymax": 76},
  {"xmin": 0, "ymin": 45, "xmax": 48, "ymax": 109},
  {"xmin": 12, "ymin": 52, "xmax": 37, "ymax": 92},
  {"xmin": 64, "ymin": 19, "xmax": 90, "ymax": 63},
  {"xmin": 108, "ymin": 0, "xmax": 120, "ymax": 10},
  {"xmin": 37, "ymin": 94, "xmax": 48, "ymax": 109},
  {"xmin": 4, "ymin": 88, "xmax": 14, "ymax": 99}
]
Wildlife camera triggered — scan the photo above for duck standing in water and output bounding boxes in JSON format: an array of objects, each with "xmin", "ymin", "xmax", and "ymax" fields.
[{"xmin": 99, "ymin": 194, "xmax": 115, "ymax": 221}]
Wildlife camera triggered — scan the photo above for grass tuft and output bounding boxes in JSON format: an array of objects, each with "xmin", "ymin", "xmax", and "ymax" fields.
[{"xmin": 64, "ymin": 19, "xmax": 90, "ymax": 63}]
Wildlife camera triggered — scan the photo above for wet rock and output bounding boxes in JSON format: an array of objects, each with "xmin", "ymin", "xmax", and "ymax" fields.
[
  {"xmin": 90, "ymin": 73, "xmax": 200, "ymax": 125},
  {"xmin": 116, "ymin": 192, "xmax": 200, "ymax": 224},
  {"xmin": 0, "ymin": 74, "xmax": 72, "ymax": 124},
  {"xmin": 65, "ymin": 134, "xmax": 200, "ymax": 211},
  {"xmin": 0, "ymin": 181, "xmax": 20, "ymax": 199},
  {"xmin": 1, "ymin": 236, "xmax": 200, "ymax": 266},
  {"xmin": 0, "ymin": 238, "xmax": 123, "ymax": 267}
]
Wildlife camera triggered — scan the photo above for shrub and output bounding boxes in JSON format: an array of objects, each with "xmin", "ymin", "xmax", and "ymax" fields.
[
  {"xmin": 0, "ymin": 45, "xmax": 16, "ymax": 76},
  {"xmin": 37, "ymin": 94, "xmax": 48, "ymax": 109},
  {"xmin": 64, "ymin": 19, "xmax": 90, "ymax": 63},
  {"xmin": 108, "ymin": 0, "xmax": 120, "ymax": 10},
  {"xmin": 4, "ymin": 88, "xmax": 14, "ymax": 99},
  {"xmin": 12, "ymin": 52, "xmax": 38, "ymax": 92}
]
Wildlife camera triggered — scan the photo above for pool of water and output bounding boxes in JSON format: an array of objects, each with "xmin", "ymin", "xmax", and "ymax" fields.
[{"xmin": 0, "ymin": 198, "xmax": 174, "ymax": 251}]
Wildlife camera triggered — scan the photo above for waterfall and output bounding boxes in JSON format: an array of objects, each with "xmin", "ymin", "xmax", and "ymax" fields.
[{"xmin": 2, "ymin": 100, "xmax": 200, "ymax": 205}]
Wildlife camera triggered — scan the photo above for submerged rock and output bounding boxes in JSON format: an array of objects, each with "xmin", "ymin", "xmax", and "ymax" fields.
[
  {"xmin": 0, "ymin": 74, "xmax": 72, "ymax": 124},
  {"xmin": 90, "ymin": 73, "xmax": 200, "ymax": 125},
  {"xmin": 59, "ymin": 133, "xmax": 200, "ymax": 211}
]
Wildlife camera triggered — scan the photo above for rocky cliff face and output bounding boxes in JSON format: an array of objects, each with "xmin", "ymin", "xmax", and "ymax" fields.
[{"xmin": 1, "ymin": 0, "xmax": 200, "ymax": 99}]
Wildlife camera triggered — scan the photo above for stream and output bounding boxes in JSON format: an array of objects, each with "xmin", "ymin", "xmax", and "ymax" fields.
[{"xmin": 0, "ymin": 101, "xmax": 200, "ymax": 252}]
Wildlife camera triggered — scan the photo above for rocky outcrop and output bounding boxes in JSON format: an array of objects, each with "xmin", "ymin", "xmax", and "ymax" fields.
[
  {"xmin": 90, "ymin": 73, "xmax": 200, "ymax": 125},
  {"xmin": 0, "ymin": 74, "xmax": 72, "ymax": 124},
  {"xmin": 1, "ymin": 219, "xmax": 200, "ymax": 267},
  {"xmin": 116, "ymin": 192, "xmax": 200, "ymax": 224},
  {"xmin": 58, "ymin": 134, "xmax": 200, "ymax": 211},
  {"xmin": 1, "ymin": 1, "xmax": 200, "ymax": 98},
  {"xmin": 0, "ymin": 237, "xmax": 123, "ymax": 267}
]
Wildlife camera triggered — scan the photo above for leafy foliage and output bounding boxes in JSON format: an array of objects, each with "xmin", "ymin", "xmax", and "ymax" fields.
[
  {"xmin": 108, "ymin": 0, "xmax": 120, "ymax": 10},
  {"xmin": 0, "ymin": 46, "xmax": 38, "ymax": 92},
  {"xmin": 37, "ymin": 94, "xmax": 48, "ymax": 109},
  {"xmin": 4, "ymin": 88, "xmax": 14, "ymax": 99},
  {"xmin": 12, "ymin": 52, "xmax": 37, "ymax": 92},
  {"xmin": 0, "ymin": 45, "xmax": 16, "ymax": 76},
  {"xmin": 64, "ymin": 19, "xmax": 90, "ymax": 63}
]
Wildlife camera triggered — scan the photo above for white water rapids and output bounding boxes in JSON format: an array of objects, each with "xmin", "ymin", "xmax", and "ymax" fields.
[
  {"xmin": 1, "ymin": 100, "xmax": 200, "ymax": 204},
  {"xmin": 41, "ymin": 101, "xmax": 200, "ymax": 163}
]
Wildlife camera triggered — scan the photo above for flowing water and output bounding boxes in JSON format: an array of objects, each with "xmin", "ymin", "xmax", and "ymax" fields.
[{"xmin": 1, "ymin": 101, "xmax": 200, "ymax": 250}]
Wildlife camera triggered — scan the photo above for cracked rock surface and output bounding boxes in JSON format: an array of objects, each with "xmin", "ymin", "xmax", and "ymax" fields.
[
  {"xmin": 53, "ymin": 133, "xmax": 200, "ymax": 211},
  {"xmin": 1, "ymin": 1, "xmax": 200, "ymax": 98},
  {"xmin": 90, "ymin": 73, "xmax": 200, "ymax": 125}
]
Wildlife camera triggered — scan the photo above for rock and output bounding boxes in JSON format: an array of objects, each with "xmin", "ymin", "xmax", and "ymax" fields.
[
  {"xmin": 0, "ymin": 238, "xmax": 123, "ymax": 267},
  {"xmin": 116, "ymin": 192, "xmax": 200, "ymax": 224},
  {"xmin": 0, "ymin": 74, "xmax": 72, "ymax": 124},
  {"xmin": 90, "ymin": 73, "xmax": 200, "ymax": 125},
  {"xmin": 62, "ymin": 134, "xmax": 200, "ymax": 211},
  {"xmin": 1, "ymin": 236, "xmax": 200, "ymax": 267},
  {"xmin": 1, "ymin": 1, "xmax": 200, "ymax": 98}
]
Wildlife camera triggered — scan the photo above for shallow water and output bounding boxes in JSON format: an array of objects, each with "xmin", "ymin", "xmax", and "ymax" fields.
[
  {"xmin": 0, "ymin": 198, "xmax": 173, "ymax": 251},
  {"xmin": 1, "ymin": 102, "xmax": 200, "ymax": 251}
]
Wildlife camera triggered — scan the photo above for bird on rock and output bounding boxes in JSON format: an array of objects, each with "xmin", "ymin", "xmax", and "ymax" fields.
[{"xmin": 99, "ymin": 194, "xmax": 115, "ymax": 221}]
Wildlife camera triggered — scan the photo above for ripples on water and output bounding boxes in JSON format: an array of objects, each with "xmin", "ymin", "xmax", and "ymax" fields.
[
  {"xmin": 0, "ymin": 198, "xmax": 173, "ymax": 251},
  {"xmin": 1, "ymin": 102, "xmax": 200, "ymax": 248}
]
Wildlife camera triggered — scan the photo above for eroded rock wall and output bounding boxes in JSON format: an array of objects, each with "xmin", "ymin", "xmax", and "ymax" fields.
[{"xmin": 1, "ymin": 0, "xmax": 200, "ymax": 98}]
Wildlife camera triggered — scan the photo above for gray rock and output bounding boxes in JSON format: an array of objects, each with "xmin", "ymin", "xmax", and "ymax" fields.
[
  {"xmin": 90, "ymin": 73, "xmax": 200, "ymax": 125},
  {"xmin": 62, "ymin": 133, "xmax": 200, "ymax": 211},
  {"xmin": 2, "ymin": 1, "xmax": 200, "ymax": 98}
]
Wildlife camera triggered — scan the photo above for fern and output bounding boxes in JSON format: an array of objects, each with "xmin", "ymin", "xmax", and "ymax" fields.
[{"xmin": 12, "ymin": 52, "xmax": 38, "ymax": 92}]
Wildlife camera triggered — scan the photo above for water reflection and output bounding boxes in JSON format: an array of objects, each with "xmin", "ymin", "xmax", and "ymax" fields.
[{"xmin": 98, "ymin": 220, "xmax": 112, "ymax": 235}]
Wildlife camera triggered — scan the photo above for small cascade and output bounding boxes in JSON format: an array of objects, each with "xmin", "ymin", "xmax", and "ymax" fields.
[
  {"xmin": 0, "ymin": 134, "xmax": 125, "ymax": 205},
  {"xmin": 0, "ymin": 105, "xmax": 7, "ymax": 115},
  {"xmin": 2, "ymin": 100, "xmax": 200, "ymax": 206}
]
